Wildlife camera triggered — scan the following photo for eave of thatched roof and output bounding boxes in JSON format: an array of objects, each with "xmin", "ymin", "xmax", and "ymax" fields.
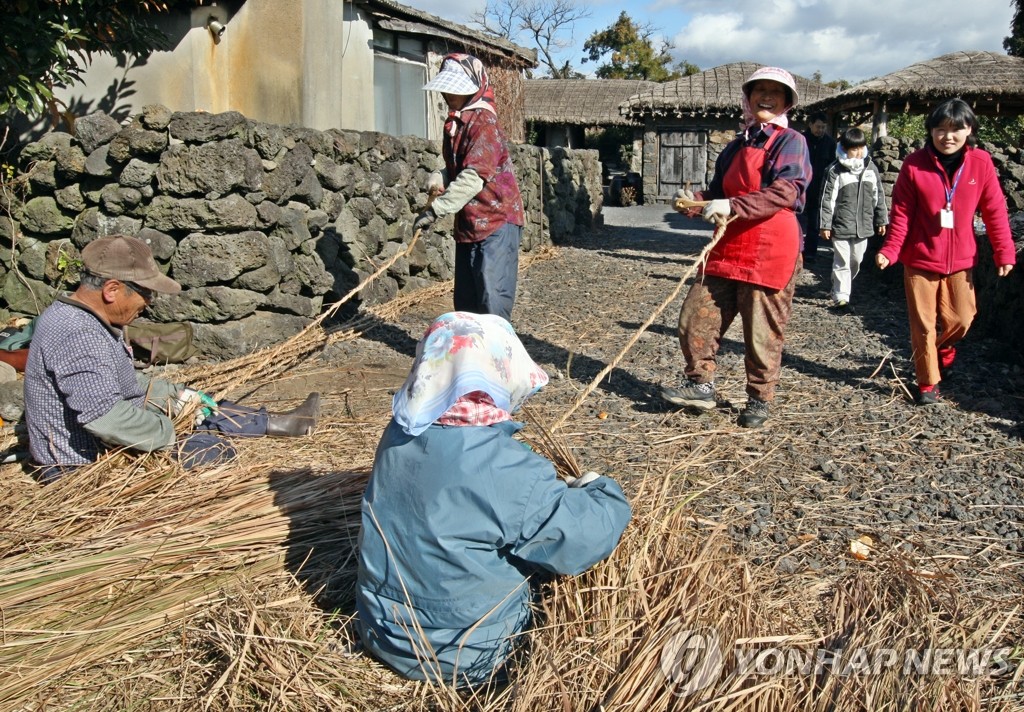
[
  {"xmin": 804, "ymin": 51, "xmax": 1024, "ymax": 116},
  {"xmin": 619, "ymin": 62, "xmax": 838, "ymax": 121},
  {"xmin": 359, "ymin": 0, "xmax": 537, "ymax": 67},
  {"xmin": 525, "ymin": 79, "xmax": 659, "ymax": 126}
]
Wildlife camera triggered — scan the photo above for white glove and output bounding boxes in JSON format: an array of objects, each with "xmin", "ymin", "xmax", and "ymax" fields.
[
  {"xmin": 426, "ymin": 171, "xmax": 445, "ymax": 196},
  {"xmin": 173, "ymin": 388, "xmax": 218, "ymax": 424},
  {"xmin": 702, "ymin": 199, "xmax": 731, "ymax": 223},
  {"xmin": 673, "ymin": 188, "xmax": 696, "ymax": 214},
  {"xmin": 568, "ymin": 471, "xmax": 602, "ymax": 488}
]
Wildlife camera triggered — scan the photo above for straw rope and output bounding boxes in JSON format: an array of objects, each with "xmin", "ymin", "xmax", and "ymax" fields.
[{"xmin": 549, "ymin": 212, "xmax": 733, "ymax": 432}]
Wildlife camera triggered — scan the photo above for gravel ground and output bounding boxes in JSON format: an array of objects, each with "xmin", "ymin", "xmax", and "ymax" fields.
[{"xmin": 324, "ymin": 203, "xmax": 1024, "ymax": 588}]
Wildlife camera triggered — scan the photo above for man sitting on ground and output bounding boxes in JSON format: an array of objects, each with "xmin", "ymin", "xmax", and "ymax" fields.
[{"xmin": 23, "ymin": 234, "xmax": 320, "ymax": 482}]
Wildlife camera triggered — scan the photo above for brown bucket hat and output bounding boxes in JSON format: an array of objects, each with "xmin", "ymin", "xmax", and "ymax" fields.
[{"xmin": 81, "ymin": 235, "xmax": 181, "ymax": 295}]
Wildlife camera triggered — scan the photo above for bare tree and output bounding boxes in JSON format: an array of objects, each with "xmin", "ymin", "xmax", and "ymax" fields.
[
  {"xmin": 471, "ymin": 0, "xmax": 519, "ymax": 39},
  {"xmin": 471, "ymin": 0, "xmax": 590, "ymax": 78}
]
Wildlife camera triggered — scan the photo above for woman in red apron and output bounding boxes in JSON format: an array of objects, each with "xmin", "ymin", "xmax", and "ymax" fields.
[{"xmin": 662, "ymin": 66, "xmax": 811, "ymax": 428}]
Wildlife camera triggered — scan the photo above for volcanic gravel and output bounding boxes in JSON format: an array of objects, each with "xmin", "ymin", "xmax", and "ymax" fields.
[{"xmin": 326, "ymin": 204, "xmax": 1024, "ymax": 584}]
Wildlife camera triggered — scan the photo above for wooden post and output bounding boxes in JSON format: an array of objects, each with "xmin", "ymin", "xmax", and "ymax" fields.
[{"xmin": 871, "ymin": 99, "xmax": 889, "ymax": 143}]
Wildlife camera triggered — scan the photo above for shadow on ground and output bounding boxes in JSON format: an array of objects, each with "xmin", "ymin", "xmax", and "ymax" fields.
[{"xmin": 270, "ymin": 467, "xmax": 366, "ymax": 613}]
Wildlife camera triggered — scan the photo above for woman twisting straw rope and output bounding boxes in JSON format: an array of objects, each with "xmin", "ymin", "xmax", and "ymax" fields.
[{"xmin": 661, "ymin": 66, "xmax": 812, "ymax": 429}]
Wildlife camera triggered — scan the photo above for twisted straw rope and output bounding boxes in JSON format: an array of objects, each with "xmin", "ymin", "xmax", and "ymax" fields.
[{"xmin": 549, "ymin": 211, "xmax": 734, "ymax": 432}]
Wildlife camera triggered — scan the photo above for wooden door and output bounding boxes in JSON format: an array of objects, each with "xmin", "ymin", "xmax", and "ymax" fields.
[{"xmin": 658, "ymin": 129, "xmax": 707, "ymax": 198}]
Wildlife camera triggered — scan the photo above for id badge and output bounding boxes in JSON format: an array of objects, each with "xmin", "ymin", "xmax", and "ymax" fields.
[{"xmin": 940, "ymin": 208, "xmax": 954, "ymax": 229}]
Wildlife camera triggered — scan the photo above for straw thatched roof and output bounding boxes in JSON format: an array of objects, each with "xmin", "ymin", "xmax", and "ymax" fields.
[
  {"xmin": 525, "ymin": 79, "xmax": 659, "ymax": 126},
  {"xmin": 805, "ymin": 50, "xmax": 1024, "ymax": 116},
  {"xmin": 359, "ymin": 0, "xmax": 536, "ymax": 67},
  {"xmin": 619, "ymin": 62, "xmax": 838, "ymax": 121}
]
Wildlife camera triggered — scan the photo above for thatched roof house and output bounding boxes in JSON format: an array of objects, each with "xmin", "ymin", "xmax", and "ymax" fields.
[
  {"xmin": 525, "ymin": 79, "xmax": 658, "ymax": 157},
  {"xmin": 527, "ymin": 79, "xmax": 658, "ymax": 126},
  {"xmin": 620, "ymin": 61, "xmax": 838, "ymax": 122},
  {"xmin": 619, "ymin": 62, "xmax": 837, "ymax": 203},
  {"xmin": 805, "ymin": 50, "xmax": 1024, "ymax": 126}
]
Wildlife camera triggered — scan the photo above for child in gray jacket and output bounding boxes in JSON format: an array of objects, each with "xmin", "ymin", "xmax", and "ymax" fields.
[{"xmin": 819, "ymin": 128, "xmax": 889, "ymax": 308}]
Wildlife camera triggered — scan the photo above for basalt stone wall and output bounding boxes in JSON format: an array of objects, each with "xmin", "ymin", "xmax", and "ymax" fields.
[
  {"xmin": 0, "ymin": 107, "xmax": 603, "ymax": 359},
  {"xmin": 973, "ymin": 213, "xmax": 1024, "ymax": 356},
  {"xmin": 871, "ymin": 137, "xmax": 1024, "ymax": 357}
]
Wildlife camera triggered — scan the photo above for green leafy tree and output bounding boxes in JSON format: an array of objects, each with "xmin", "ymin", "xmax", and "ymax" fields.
[
  {"xmin": 810, "ymin": 70, "xmax": 851, "ymax": 90},
  {"xmin": 0, "ymin": 0, "xmax": 197, "ymax": 119},
  {"xmin": 886, "ymin": 112, "xmax": 1024, "ymax": 146},
  {"xmin": 582, "ymin": 12, "xmax": 696, "ymax": 81},
  {"xmin": 673, "ymin": 59, "xmax": 700, "ymax": 77},
  {"xmin": 1005, "ymin": 0, "xmax": 1024, "ymax": 56},
  {"xmin": 826, "ymin": 79, "xmax": 852, "ymax": 90},
  {"xmin": 886, "ymin": 112, "xmax": 926, "ymax": 141}
]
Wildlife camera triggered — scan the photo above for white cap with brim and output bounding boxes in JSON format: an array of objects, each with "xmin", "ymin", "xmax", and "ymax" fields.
[{"xmin": 422, "ymin": 63, "xmax": 478, "ymax": 95}]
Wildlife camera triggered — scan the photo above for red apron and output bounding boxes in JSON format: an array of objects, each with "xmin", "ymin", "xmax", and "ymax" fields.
[{"xmin": 703, "ymin": 130, "xmax": 800, "ymax": 290}]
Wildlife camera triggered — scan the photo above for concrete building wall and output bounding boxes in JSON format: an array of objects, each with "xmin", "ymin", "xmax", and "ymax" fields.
[
  {"xmin": 52, "ymin": 0, "xmax": 376, "ymax": 133},
  {"xmin": 227, "ymin": 0, "xmax": 304, "ymax": 125},
  {"xmin": 55, "ymin": 7, "xmax": 229, "ymax": 119},
  {"xmin": 302, "ymin": 0, "xmax": 375, "ymax": 132}
]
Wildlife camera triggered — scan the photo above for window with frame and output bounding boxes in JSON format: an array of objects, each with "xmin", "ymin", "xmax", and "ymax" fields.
[{"xmin": 373, "ymin": 30, "xmax": 427, "ymax": 138}]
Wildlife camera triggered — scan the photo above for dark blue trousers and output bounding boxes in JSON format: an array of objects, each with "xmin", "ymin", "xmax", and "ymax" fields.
[
  {"xmin": 453, "ymin": 223, "xmax": 522, "ymax": 322},
  {"xmin": 179, "ymin": 400, "xmax": 269, "ymax": 469},
  {"xmin": 34, "ymin": 401, "xmax": 269, "ymax": 481}
]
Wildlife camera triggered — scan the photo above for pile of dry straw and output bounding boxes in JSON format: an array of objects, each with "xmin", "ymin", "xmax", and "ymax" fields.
[{"xmin": 1, "ymin": 243, "xmax": 1021, "ymax": 710}]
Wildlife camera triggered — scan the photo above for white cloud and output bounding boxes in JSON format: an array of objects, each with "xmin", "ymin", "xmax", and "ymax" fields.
[
  {"xmin": 661, "ymin": 0, "xmax": 1014, "ymax": 82},
  {"xmin": 406, "ymin": 0, "xmax": 1013, "ymax": 83}
]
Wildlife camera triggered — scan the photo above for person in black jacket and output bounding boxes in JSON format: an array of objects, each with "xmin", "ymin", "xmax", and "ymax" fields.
[
  {"xmin": 800, "ymin": 112, "xmax": 837, "ymax": 263},
  {"xmin": 818, "ymin": 128, "xmax": 888, "ymax": 308}
]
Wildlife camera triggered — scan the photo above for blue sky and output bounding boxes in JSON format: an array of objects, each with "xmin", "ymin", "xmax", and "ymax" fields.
[{"xmin": 412, "ymin": 0, "xmax": 1016, "ymax": 83}]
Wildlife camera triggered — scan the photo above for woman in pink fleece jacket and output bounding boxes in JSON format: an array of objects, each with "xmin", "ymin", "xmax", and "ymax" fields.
[{"xmin": 876, "ymin": 98, "xmax": 1016, "ymax": 405}]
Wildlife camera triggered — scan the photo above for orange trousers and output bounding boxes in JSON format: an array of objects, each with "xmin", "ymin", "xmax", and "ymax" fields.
[{"xmin": 903, "ymin": 266, "xmax": 976, "ymax": 387}]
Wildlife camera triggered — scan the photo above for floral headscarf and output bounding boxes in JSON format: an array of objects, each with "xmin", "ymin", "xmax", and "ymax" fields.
[
  {"xmin": 441, "ymin": 53, "xmax": 497, "ymax": 136},
  {"xmin": 392, "ymin": 312, "xmax": 549, "ymax": 436}
]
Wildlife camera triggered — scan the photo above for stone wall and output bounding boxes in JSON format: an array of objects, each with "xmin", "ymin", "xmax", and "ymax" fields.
[
  {"xmin": 966, "ymin": 214, "xmax": 1024, "ymax": 355},
  {"xmin": 871, "ymin": 136, "xmax": 1024, "ymax": 211},
  {"xmin": 0, "ymin": 107, "xmax": 603, "ymax": 359}
]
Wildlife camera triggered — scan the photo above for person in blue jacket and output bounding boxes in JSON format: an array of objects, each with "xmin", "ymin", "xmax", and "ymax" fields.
[{"xmin": 356, "ymin": 311, "xmax": 632, "ymax": 687}]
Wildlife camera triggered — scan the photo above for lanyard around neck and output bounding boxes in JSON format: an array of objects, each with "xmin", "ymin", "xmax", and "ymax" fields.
[{"xmin": 944, "ymin": 163, "xmax": 964, "ymax": 210}]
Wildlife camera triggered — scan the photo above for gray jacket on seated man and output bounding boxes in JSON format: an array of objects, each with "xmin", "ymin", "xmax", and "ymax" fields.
[{"xmin": 23, "ymin": 234, "xmax": 320, "ymax": 482}]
